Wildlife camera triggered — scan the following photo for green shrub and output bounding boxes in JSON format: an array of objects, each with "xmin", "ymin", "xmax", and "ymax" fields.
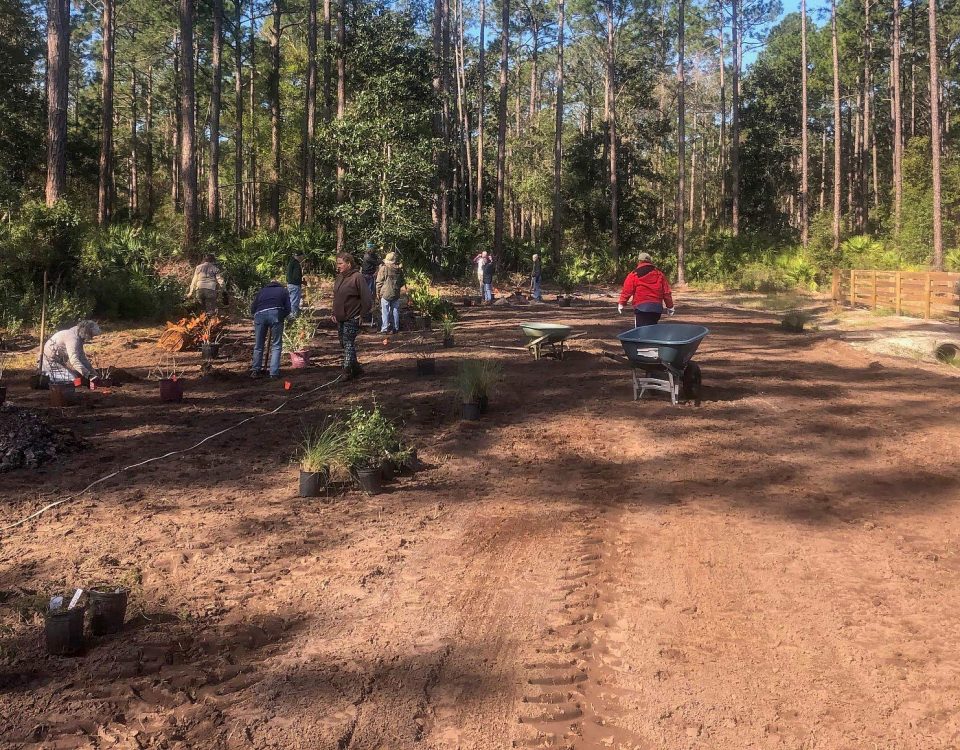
[{"xmin": 344, "ymin": 404, "xmax": 400, "ymax": 470}]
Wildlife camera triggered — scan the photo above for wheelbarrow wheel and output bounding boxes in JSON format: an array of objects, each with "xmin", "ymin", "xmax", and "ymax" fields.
[{"xmin": 681, "ymin": 361, "xmax": 702, "ymax": 405}]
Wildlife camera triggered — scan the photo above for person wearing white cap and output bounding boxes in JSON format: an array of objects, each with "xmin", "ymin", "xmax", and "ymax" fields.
[
  {"xmin": 617, "ymin": 252, "xmax": 675, "ymax": 327},
  {"xmin": 375, "ymin": 252, "xmax": 406, "ymax": 334},
  {"xmin": 41, "ymin": 320, "xmax": 102, "ymax": 383}
]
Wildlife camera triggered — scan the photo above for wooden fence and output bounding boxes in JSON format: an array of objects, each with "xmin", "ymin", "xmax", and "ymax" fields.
[{"xmin": 832, "ymin": 268, "xmax": 960, "ymax": 322}]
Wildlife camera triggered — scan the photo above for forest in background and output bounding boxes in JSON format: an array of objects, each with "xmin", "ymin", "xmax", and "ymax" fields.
[{"xmin": 0, "ymin": 0, "xmax": 958, "ymax": 331}]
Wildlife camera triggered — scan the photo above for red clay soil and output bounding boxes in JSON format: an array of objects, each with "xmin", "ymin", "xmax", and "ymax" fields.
[{"xmin": 1, "ymin": 294, "xmax": 959, "ymax": 750}]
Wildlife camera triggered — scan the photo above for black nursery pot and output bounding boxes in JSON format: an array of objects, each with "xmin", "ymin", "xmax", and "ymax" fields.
[
  {"xmin": 442, "ymin": 337, "xmax": 454, "ymax": 348},
  {"xmin": 416, "ymin": 358, "xmax": 436, "ymax": 376},
  {"xmin": 416, "ymin": 315, "xmax": 433, "ymax": 332},
  {"xmin": 299, "ymin": 468, "xmax": 329, "ymax": 497},
  {"xmin": 201, "ymin": 342, "xmax": 221, "ymax": 360},
  {"xmin": 477, "ymin": 395, "xmax": 489, "ymax": 414},
  {"xmin": 0, "ymin": 384, "xmax": 6, "ymax": 403},
  {"xmin": 558, "ymin": 296, "xmax": 572, "ymax": 307},
  {"xmin": 380, "ymin": 460, "xmax": 396, "ymax": 482},
  {"xmin": 45, "ymin": 606, "xmax": 86, "ymax": 655},
  {"xmin": 30, "ymin": 374, "xmax": 50, "ymax": 390},
  {"xmin": 355, "ymin": 466, "xmax": 383, "ymax": 495},
  {"xmin": 462, "ymin": 400, "xmax": 481, "ymax": 421},
  {"xmin": 88, "ymin": 587, "xmax": 129, "ymax": 635}
]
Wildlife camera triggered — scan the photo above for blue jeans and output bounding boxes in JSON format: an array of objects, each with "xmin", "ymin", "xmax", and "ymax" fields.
[
  {"xmin": 531, "ymin": 274, "xmax": 542, "ymax": 300},
  {"xmin": 380, "ymin": 298, "xmax": 400, "ymax": 332},
  {"xmin": 287, "ymin": 284, "xmax": 302, "ymax": 317},
  {"xmin": 252, "ymin": 309, "xmax": 285, "ymax": 376},
  {"xmin": 483, "ymin": 282, "xmax": 493, "ymax": 302}
]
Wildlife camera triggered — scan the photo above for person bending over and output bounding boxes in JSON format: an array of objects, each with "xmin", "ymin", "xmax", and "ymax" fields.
[{"xmin": 617, "ymin": 252, "xmax": 675, "ymax": 327}]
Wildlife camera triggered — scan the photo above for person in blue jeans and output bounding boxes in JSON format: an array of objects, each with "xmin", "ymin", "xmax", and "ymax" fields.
[
  {"xmin": 482, "ymin": 254, "xmax": 495, "ymax": 303},
  {"xmin": 530, "ymin": 253, "xmax": 542, "ymax": 301},
  {"xmin": 375, "ymin": 252, "xmax": 405, "ymax": 333},
  {"xmin": 250, "ymin": 280, "xmax": 292, "ymax": 378},
  {"xmin": 285, "ymin": 252, "xmax": 306, "ymax": 318}
]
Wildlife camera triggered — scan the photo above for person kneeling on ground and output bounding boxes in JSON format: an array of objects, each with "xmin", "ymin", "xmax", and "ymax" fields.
[
  {"xmin": 333, "ymin": 252, "xmax": 373, "ymax": 379},
  {"xmin": 42, "ymin": 320, "xmax": 101, "ymax": 384},
  {"xmin": 376, "ymin": 252, "xmax": 405, "ymax": 334},
  {"xmin": 617, "ymin": 252, "xmax": 675, "ymax": 327},
  {"xmin": 250, "ymin": 280, "xmax": 292, "ymax": 379},
  {"xmin": 188, "ymin": 254, "xmax": 226, "ymax": 315}
]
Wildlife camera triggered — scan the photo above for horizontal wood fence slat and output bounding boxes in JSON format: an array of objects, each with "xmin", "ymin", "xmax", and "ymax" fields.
[{"xmin": 832, "ymin": 269, "xmax": 960, "ymax": 322}]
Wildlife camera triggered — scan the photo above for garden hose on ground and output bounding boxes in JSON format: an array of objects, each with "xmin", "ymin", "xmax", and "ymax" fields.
[{"xmin": 1, "ymin": 326, "xmax": 476, "ymax": 534}]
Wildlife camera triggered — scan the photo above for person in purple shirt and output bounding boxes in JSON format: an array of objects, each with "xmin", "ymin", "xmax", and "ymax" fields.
[{"xmin": 250, "ymin": 280, "xmax": 292, "ymax": 378}]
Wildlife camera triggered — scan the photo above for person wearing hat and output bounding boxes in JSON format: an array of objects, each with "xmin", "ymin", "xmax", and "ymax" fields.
[
  {"xmin": 285, "ymin": 252, "xmax": 307, "ymax": 319},
  {"xmin": 187, "ymin": 254, "xmax": 226, "ymax": 315},
  {"xmin": 375, "ymin": 252, "xmax": 406, "ymax": 334},
  {"xmin": 618, "ymin": 252, "xmax": 675, "ymax": 327},
  {"xmin": 530, "ymin": 253, "xmax": 543, "ymax": 301},
  {"xmin": 41, "ymin": 320, "xmax": 102, "ymax": 383}
]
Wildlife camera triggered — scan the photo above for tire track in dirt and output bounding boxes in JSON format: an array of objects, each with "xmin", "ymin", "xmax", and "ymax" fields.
[{"xmin": 513, "ymin": 507, "xmax": 647, "ymax": 750}]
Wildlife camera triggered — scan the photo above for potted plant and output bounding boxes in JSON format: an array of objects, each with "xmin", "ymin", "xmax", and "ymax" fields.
[
  {"xmin": 439, "ymin": 315, "xmax": 457, "ymax": 348},
  {"xmin": 148, "ymin": 357, "xmax": 184, "ymax": 402},
  {"xmin": 781, "ymin": 310, "xmax": 810, "ymax": 333},
  {"xmin": 297, "ymin": 420, "xmax": 347, "ymax": 497},
  {"xmin": 415, "ymin": 351, "xmax": 436, "ymax": 376},
  {"xmin": 345, "ymin": 405, "xmax": 400, "ymax": 494},
  {"xmin": 455, "ymin": 359, "xmax": 501, "ymax": 419},
  {"xmin": 88, "ymin": 584, "xmax": 130, "ymax": 635},
  {"xmin": 284, "ymin": 316, "xmax": 315, "ymax": 369}
]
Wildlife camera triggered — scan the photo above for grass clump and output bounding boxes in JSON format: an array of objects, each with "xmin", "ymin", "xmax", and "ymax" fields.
[
  {"xmin": 781, "ymin": 310, "xmax": 811, "ymax": 333},
  {"xmin": 299, "ymin": 420, "xmax": 349, "ymax": 472},
  {"xmin": 454, "ymin": 359, "xmax": 502, "ymax": 402}
]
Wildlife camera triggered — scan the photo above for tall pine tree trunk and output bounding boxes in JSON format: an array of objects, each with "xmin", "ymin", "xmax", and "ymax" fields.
[
  {"xmin": 145, "ymin": 66, "xmax": 154, "ymax": 220},
  {"xmin": 335, "ymin": 0, "xmax": 346, "ymax": 251},
  {"xmin": 552, "ymin": 0, "xmax": 564, "ymax": 261},
  {"xmin": 831, "ymin": 0, "xmax": 841, "ymax": 253},
  {"xmin": 861, "ymin": 0, "xmax": 871, "ymax": 228},
  {"xmin": 46, "ymin": 0, "xmax": 70, "ymax": 206},
  {"xmin": 605, "ymin": 0, "xmax": 619, "ymax": 264},
  {"xmin": 268, "ymin": 0, "xmax": 282, "ymax": 231},
  {"xmin": 248, "ymin": 1, "xmax": 258, "ymax": 228},
  {"xmin": 97, "ymin": 0, "xmax": 114, "ymax": 226},
  {"xmin": 800, "ymin": 0, "xmax": 809, "ymax": 247},
  {"xmin": 731, "ymin": 0, "xmax": 741, "ymax": 236},
  {"xmin": 234, "ymin": 0, "xmax": 244, "ymax": 232},
  {"xmin": 180, "ymin": 0, "xmax": 198, "ymax": 252},
  {"xmin": 891, "ymin": 0, "xmax": 903, "ymax": 234},
  {"xmin": 676, "ymin": 0, "xmax": 686, "ymax": 284},
  {"xmin": 302, "ymin": 0, "xmax": 318, "ymax": 225},
  {"xmin": 475, "ymin": 0, "xmax": 485, "ymax": 219},
  {"xmin": 928, "ymin": 0, "xmax": 943, "ymax": 269},
  {"xmin": 208, "ymin": 0, "xmax": 223, "ymax": 222},
  {"xmin": 717, "ymin": 4, "xmax": 726, "ymax": 224},
  {"xmin": 493, "ymin": 0, "xmax": 509, "ymax": 257},
  {"xmin": 129, "ymin": 66, "xmax": 139, "ymax": 217}
]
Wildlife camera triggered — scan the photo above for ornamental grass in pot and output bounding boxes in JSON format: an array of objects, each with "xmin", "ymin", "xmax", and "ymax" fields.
[
  {"xmin": 455, "ymin": 359, "xmax": 501, "ymax": 419},
  {"xmin": 297, "ymin": 420, "xmax": 348, "ymax": 497},
  {"xmin": 439, "ymin": 315, "xmax": 457, "ymax": 348}
]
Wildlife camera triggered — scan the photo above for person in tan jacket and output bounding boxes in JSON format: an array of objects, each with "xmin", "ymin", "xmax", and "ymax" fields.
[{"xmin": 187, "ymin": 254, "xmax": 226, "ymax": 314}]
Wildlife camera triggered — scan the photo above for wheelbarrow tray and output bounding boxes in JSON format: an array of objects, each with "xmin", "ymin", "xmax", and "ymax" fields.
[
  {"xmin": 519, "ymin": 322, "xmax": 573, "ymax": 343},
  {"xmin": 519, "ymin": 322, "xmax": 574, "ymax": 360},
  {"xmin": 616, "ymin": 323, "xmax": 709, "ymax": 404}
]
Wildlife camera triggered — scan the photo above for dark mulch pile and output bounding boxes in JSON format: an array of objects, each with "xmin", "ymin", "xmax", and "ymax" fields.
[{"xmin": 0, "ymin": 405, "xmax": 85, "ymax": 472}]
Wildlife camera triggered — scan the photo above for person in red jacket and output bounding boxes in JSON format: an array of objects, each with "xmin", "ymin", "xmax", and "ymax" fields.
[{"xmin": 618, "ymin": 252, "xmax": 675, "ymax": 327}]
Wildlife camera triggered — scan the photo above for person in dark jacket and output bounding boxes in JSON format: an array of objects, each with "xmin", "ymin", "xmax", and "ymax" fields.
[
  {"xmin": 250, "ymin": 281, "xmax": 292, "ymax": 378},
  {"xmin": 481, "ymin": 255, "xmax": 495, "ymax": 303},
  {"xmin": 360, "ymin": 241, "xmax": 379, "ymax": 326},
  {"xmin": 617, "ymin": 252, "xmax": 675, "ymax": 327},
  {"xmin": 333, "ymin": 252, "xmax": 373, "ymax": 378},
  {"xmin": 285, "ymin": 252, "xmax": 306, "ymax": 318}
]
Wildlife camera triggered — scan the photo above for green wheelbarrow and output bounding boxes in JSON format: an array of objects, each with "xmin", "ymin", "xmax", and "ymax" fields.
[{"xmin": 519, "ymin": 322, "xmax": 580, "ymax": 360}]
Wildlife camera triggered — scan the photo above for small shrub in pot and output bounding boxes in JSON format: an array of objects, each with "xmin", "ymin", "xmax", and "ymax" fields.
[
  {"xmin": 345, "ymin": 405, "xmax": 401, "ymax": 494},
  {"xmin": 439, "ymin": 315, "xmax": 457, "ymax": 347}
]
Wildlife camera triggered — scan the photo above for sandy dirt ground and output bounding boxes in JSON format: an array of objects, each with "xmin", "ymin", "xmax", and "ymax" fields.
[{"xmin": 2, "ymin": 290, "xmax": 960, "ymax": 750}]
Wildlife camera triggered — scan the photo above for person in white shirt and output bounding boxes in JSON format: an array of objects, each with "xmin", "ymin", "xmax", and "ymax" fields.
[{"xmin": 41, "ymin": 320, "xmax": 101, "ymax": 383}]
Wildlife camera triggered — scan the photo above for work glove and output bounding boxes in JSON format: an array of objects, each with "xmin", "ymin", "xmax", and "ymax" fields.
[
  {"xmin": 617, "ymin": 304, "xmax": 624, "ymax": 315},
  {"xmin": 666, "ymin": 307, "xmax": 676, "ymax": 317}
]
